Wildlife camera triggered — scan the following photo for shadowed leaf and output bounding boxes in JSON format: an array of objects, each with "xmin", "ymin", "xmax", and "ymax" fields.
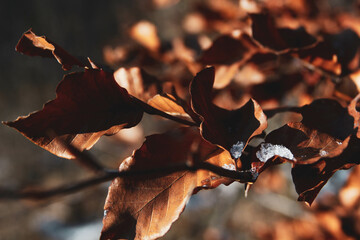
[
  {"xmin": 299, "ymin": 99, "xmax": 354, "ymax": 141},
  {"xmin": 199, "ymin": 34, "xmax": 259, "ymax": 65},
  {"xmin": 250, "ymin": 13, "xmax": 316, "ymax": 51},
  {"xmin": 4, "ymin": 69, "xmax": 143, "ymax": 159},
  {"xmin": 190, "ymin": 67, "xmax": 267, "ymax": 159},
  {"xmin": 101, "ymin": 127, "xmax": 235, "ymax": 240},
  {"xmin": 292, "ymin": 133, "xmax": 360, "ymax": 205},
  {"xmin": 294, "ymin": 29, "xmax": 360, "ymax": 75},
  {"xmin": 267, "ymin": 98, "xmax": 355, "ymax": 140}
]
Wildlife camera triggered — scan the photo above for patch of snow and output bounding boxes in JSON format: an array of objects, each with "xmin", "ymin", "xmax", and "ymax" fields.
[
  {"xmin": 230, "ymin": 141, "xmax": 245, "ymax": 159},
  {"xmin": 256, "ymin": 143, "xmax": 294, "ymax": 163},
  {"xmin": 320, "ymin": 150, "xmax": 328, "ymax": 157},
  {"xmin": 103, "ymin": 210, "xmax": 108, "ymax": 218},
  {"xmin": 222, "ymin": 163, "xmax": 236, "ymax": 171}
]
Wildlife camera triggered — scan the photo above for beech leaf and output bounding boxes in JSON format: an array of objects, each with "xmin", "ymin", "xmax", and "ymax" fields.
[
  {"xmin": 101, "ymin": 127, "xmax": 235, "ymax": 240},
  {"xmin": 16, "ymin": 29, "xmax": 86, "ymax": 70},
  {"xmin": 190, "ymin": 67, "xmax": 267, "ymax": 159},
  {"xmin": 298, "ymin": 99, "xmax": 354, "ymax": 141},
  {"xmin": 4, "ymin": 69, "xmax": 143, "ymax": 159},
  {"xmin": 291, "ymin": 133, "xmax": 360, "ymax": 205}
]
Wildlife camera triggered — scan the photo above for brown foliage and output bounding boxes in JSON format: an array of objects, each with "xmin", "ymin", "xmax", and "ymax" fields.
[
  {"xmin": 101, "ymin": 127, "xmax": 234, "ymax": 240},
  {"xmin": 6, "ymin": 1, "xmax": 360, "ymax": 239}
]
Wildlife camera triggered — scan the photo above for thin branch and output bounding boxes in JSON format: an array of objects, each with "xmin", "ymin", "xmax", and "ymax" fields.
[
  {"xmin": 0, "ymin": 161, "xmax": 257, "ymax": 200},
  {"xmin": 298, "ymin": 58, "xmax": 342, "ymax": 84},
  {"xmin": 132, "ymin": 96, "xmax": 199, "ymax": 127},
  {"xmin": 0, "ymin": 174, "xmax": 114, "ymax": 200}
]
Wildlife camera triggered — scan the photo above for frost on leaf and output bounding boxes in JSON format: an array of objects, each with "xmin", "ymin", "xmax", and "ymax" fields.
[
  {"xmin": 190, "ymin": 67, "xmax": 267, "ymax": 159},
  {"xmin": 222, "ymin": 163, "xmax": 236, "ymax": 171},
  {"xmin": 230, "ymin": 141, "xmax": 245, "ymax": 159},
  {"xmin": 267, "ymin": 122, "xmax": 347, "ymax": 164},
  {"xmin": 101, "ymin": 127, "xmax": 236, "ymax": 240},
  {"xmin": 249, "ymin": 122, "xmax": 348, "ymax": 177},
  {"xmin": 256, "ymin": 143, "xmax": 294, "ymax": 163},
  {"xmin": 4, "ymin": 69, "xmax": 143, "ymax": 159}
]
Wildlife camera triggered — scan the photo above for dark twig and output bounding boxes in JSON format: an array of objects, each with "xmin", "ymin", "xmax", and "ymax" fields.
[{"xmin": 0, "ymin": 161, "xmax": 257, "ymax": 200}]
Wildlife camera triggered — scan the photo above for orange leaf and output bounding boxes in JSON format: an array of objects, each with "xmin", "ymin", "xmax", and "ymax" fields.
[{"xmin": 101, "ymin": 127, "xmax": 235, "ymax": 240}]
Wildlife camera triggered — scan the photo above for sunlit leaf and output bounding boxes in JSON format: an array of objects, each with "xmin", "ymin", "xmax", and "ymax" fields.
[
  {"xmin": 16, "ymin": 29, "xmax": 86, "ymax": 70},
  {"xmin": 101, "ymin": 127, "xmax": 235, "ymax": 240}
]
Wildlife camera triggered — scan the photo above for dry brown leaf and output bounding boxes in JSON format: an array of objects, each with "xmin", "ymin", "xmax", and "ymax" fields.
[
  {"xmin": 101, "ymin": 127, "xmax": 235, "ymax": 240},
  {"xmin": 16, "ymin": 29, "xmax": 86, "ymax": 70},
  {"xmin": 5, "ymin": 69, "xmax": 143, "ymax": 159}
]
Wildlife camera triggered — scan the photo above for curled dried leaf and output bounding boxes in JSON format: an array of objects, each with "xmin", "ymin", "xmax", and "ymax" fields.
[{"xmin": 16, "ymin": 29, "xmax": 86, "ymax": 70}]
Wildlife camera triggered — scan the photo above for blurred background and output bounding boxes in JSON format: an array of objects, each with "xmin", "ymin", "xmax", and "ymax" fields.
[{"xmin": 1, "ymin": 0, "xmax": 360, "ymax": 239}]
